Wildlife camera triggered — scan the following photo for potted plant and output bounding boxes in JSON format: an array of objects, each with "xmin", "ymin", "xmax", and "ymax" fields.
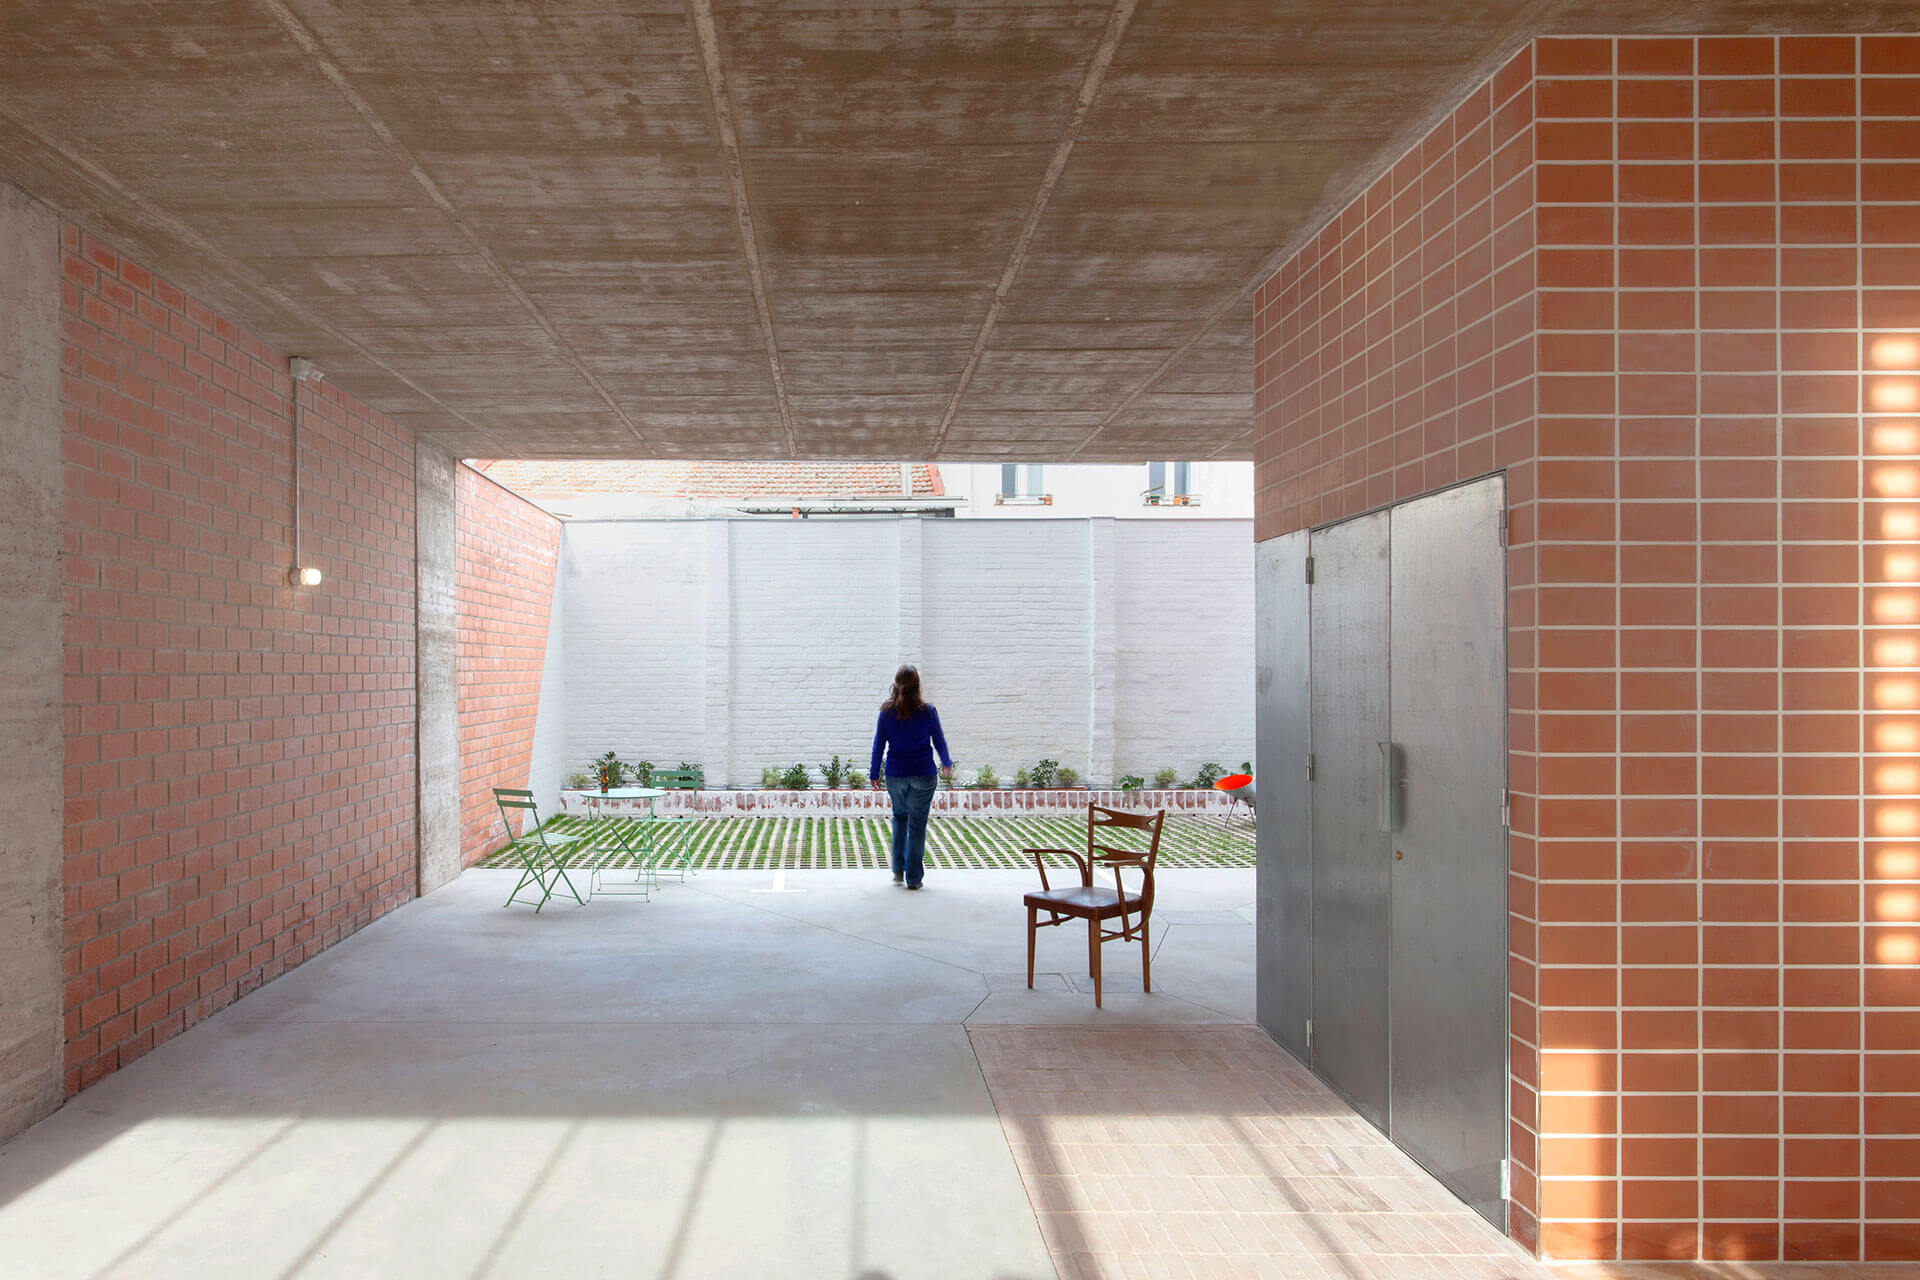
[
  {"xmin": 819, "ymin": 754, "xmax": 847, "ymax": 788},
  {"xmin": 1030, "ymin": 758, "xmax": 1059, "ymax": 789},
  {"xmin": 1152, "ymin": 767, "xmax": 1179, "ymax": 790},
  {"xmin": 761, "ymin": 766, "xmax": 781, "ymax": 789},
  {"xmin": 1013, "ymin": 766, "xmax": 1031, "ymax": 789},
  {"xmin": 970, "ymin": 764, "xmax": 998, "ymax": 790},
  {"xmin": 849, "ymin": 768, "xmax": 867, "ymax": 788},
  {"xmin": 1056, "ymin": 766, "xmax": 1080, "ymax": 788},
  {"xmin": 594, "ymin": 751, "xmax": 626, "ymax": 793},
  {"xmin": 566, "ymin": 770, "xmax": 594, "ymax": 791},
  {"xmin": 1191, "ymin": 762, "xmax": 1226, "ymax": 789},
  {"xmin": 1119, "ymin": 774, "xmax": 1145, "ymax": 793},
  {"xmin": 631, "ymin": 759, "xmax": 655, "ymax": 787},
  {"xmin": 781, "ymin": 762, "xmax": 810, "ymax": 790}
]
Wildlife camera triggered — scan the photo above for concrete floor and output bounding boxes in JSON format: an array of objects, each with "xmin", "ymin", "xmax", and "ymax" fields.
[
  {"xmin": 26, "ymin": 867, "xmax": 1889, "ymax": 1274},
  {"xmin": 0, "ymin": 869, "xmax": 1255, "ymax": 1279},
  {"xmin": 9, "ymin": 867, "xmax": 1845, "ymax": 1279}
]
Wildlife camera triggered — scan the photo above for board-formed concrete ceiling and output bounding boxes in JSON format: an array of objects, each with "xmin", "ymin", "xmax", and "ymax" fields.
[{"xmin": 0, "ymin": 1, "xmax": 1909, "ymax": 461}]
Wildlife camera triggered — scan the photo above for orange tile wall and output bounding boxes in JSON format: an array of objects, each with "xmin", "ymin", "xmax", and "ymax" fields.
[
  {"xmin": 454, "ymin": 464, "xmax": 560, "ymax": 865},
  {"xmin": 1254, "ymin": 33, "xmax": 1920, "ymax": 1265},
  {"xmin": 59, "ymin": 224, "xmax": 418, "ymax": 1095}
]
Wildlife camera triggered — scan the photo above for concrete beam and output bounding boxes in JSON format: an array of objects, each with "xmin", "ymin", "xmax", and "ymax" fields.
[
  {"xmin": 0, "ymin": 182, "xmax": 63, "ymax": 1138},
  {"xmin": 415, "ymin": 440, "xmax": 460, "ymax": 894}
]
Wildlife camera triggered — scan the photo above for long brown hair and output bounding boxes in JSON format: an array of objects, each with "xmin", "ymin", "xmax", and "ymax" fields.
[{"xmin": 882, "ymin": 664, "xmax": 925, "ymax": 719}]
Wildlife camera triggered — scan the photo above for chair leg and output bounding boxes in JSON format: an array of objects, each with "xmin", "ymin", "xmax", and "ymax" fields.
[
  {"xmin": 1026, "ymin": 907, "xmax": 1036, "ymax": 990},
  {"xmin": 1089, "ymin": 918, "xmax": 1102, "ymax": 1009},
  {"xmin": 1140, "ymin": 919, "xmax": 1151, "ymax": 993},
  {"xmin": 552, "ymin": 861, "xmax": 587, "ymax": 905}
]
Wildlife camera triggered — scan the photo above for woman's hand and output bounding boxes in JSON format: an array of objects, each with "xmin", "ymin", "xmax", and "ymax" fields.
[
  {"xmin": 870, "ymin": 776, "xmax": 884, "ymax": 790},
  {"xmin": 940, "ymin": 765, "xmax": 955, "ymax": 783}
]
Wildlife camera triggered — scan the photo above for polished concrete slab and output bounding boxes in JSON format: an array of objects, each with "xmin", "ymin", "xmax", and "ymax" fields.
[{"xmin": 0, "ymin": 868, "xmax": 1253, "ymax": 1280}]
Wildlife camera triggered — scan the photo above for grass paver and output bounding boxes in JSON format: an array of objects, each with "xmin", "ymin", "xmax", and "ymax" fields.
[{"xmin": 480, "ymin": 812, "xmax": 1255, "ymax": 872}]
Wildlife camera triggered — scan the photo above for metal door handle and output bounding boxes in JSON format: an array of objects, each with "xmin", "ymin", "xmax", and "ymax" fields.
[{"xmin": 1378, "ymin": 740, "xmax": 1399, "ymax": 833}]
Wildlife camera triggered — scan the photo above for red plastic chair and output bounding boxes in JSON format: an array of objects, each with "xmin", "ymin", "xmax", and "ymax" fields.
[{"xmin": 1213, "ymin": 773, "xmax": 1254, "ymax": 829}]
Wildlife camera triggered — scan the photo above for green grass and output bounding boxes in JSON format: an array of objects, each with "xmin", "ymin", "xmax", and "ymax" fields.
[{"xmin": 479, "ymin": 813, "xmax": 1255, "ymax": 871}]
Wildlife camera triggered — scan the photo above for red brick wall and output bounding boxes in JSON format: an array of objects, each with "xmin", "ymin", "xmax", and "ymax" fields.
[
  {"xmin": 59, "ymin": 224, "xmax": 417, "ymax": 1095},
  {"xmin": 1255, "ymin": 33, "xmax": 1920, "ymax": 1265},
  {"xmin": 1253, "ymin": 42, "xmax": 1547, "ymax": 1248},
  {"xmin": 455, "ymin": 464, "xmax": 560, "ymax": 864}
]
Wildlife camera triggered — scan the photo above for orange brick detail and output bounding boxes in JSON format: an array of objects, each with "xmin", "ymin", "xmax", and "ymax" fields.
[
  {"xmin": 455, "ymin": 466, "xmax": 560, "ymax": 865},
  {"xmin": 59, "ymin": 223, "xmax": 417, "ymax": 1096},
  {"xmin": 1254, "ymin": 34, "xmax": 1920, "ymax": 1265}
]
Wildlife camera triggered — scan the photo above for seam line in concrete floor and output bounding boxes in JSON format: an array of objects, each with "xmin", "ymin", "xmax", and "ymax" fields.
[
  {"xmin": 682, "ymin": 878, "xmax": 1000, "ymax": 980},
  {"xmin": 681, "ymin": 879, "xmax": 1249, "ymax": 1023}
]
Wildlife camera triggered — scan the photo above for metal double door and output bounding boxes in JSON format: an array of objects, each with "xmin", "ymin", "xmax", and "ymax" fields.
[{"xmin": 1306, "ymin": 476, "xmax": 1508, "ymax": 1225}]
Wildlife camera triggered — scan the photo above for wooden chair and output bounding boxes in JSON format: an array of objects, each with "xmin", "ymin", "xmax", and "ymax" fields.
[{"xmin": 1023, "ymin": 804, "xmax": 1165, "ymax": 1007}]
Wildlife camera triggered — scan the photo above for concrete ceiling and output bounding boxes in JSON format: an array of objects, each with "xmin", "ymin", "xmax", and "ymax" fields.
[{"xmin": 0, "ymin": 1, "xmax": 1909, "ymax": 461}]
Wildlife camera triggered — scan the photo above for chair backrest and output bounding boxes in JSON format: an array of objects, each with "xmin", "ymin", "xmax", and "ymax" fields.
[
  {"xmin": 1086, "ymin": 804, "xmax": 1165, "ymax": 915},
  {"xmin": 493, "ymin": 787, "xmax": 540, "ymax": 841},
  {"xmin": 652, "ymin": 767, "xmax": 703, "ymax": 791}
]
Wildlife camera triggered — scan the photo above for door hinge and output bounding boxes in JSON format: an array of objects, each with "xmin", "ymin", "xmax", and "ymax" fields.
[
  {"xmin": 1498, "ymin": 506, "xmax": 1509, "ymax": 546},
  {"xmin": 1500, "ymin": 787, "xmax": 1510, "ymax": 829},
  {"xmin": 1303, "ymin": 555, "xmax": 1314, "ymax": 584},
  {"xmin": 1305, "ymin": 753, "xmax": 1316, "ymax": 781},
  {"xmin": 1500, "ymin": 1158, "xmax": 1511, "ymax": 1199},
  {"xmin": 1305, "ymin": 1019, "xmax": 1314, "ymax": 1049}
]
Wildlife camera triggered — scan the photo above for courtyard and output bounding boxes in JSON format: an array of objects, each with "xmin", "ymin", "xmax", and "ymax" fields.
[{"xmin": 5, "ymin": 2, "xmax": 1920, "ymax": 1272}]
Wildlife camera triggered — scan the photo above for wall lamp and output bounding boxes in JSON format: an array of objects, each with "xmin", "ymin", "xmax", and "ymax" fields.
[{"xmin": 288, "ymin": 356, "xmax": 325, "ymax": 588}]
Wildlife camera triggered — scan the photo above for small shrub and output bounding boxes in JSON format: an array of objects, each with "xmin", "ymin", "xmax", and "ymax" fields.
[
  {"xmin": 761, "ymin": 766, "xmax": 781, "ymax": 789},
  {"xmin": 819, "ymin": 754, "xmax": 848, "ymax": 788},
  {"xmin": 1152, "ymin": 767, "xmax": 1179, "ymax": 789},
  {"xmin": 971, "ymin": 764, "xmax": 998, "ymax": 790},
  {"xmin": 631, "ymin": 759, "xmax": 655, "ymax": 787},
  {"xmin": 781, "ymin": 762, "xmax": 811, "ymax": 790},
  {"xmin": 1056, "ymin": 766, "xmax": 1079, "ymax": 788},
  {"xmin": 566, "ymin": 770, "xmax": 594, "ymax": 790},
  {"xmin": 1014, "ymin": 766, "xmax": 1031, "ymax": 788},
  {"xmin": 1192, "ymin": 762, "xmax": 1226, "ymax": 789},
  {"xmin": 594, "ymin": 751, "xmax": 627, "ymax": 788},
  {"xmin": 849, "ymin": 769, "xmax": 867, "ymax": 788},
  {"xmin": 1031, "ymin": 758, "xmax": 1059, "ymax": 788},
  {"xmin": 1118, "ymin": 774, "xmax": 1145, "ymax": 793},
  {"xmin": 1239, "ymin": 760, "xmax": 1252, "ymax": 775}
]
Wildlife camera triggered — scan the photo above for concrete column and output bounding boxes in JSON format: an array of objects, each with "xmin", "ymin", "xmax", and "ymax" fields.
[
  {"xmin": 897, "ymin": 515, "xmax": 923, "ymax": 666},
  {"xmin": 1087, "ymin": 517, "xmax": 1117, "ymax": 787},
  {"xmin": 702, "ymin": 520, "xmax": 732, "ymax": 786},
  {"xmin": 414, "ymin": 440, "xmax": 460, "ymax": 893},
  {"xmin": 0, "ymin": 184, "xmax": 63, "ymax": 1139}
]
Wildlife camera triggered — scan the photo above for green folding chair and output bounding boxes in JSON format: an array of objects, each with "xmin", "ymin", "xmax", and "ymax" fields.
[
  {"xmin": 586, "ymin": 807, "xmax": 654, "ymax": 900},
  {"xmin": 494, "ymin": 788, "xmax": 587, "ymax": 911},
  {"xmin": 639, "ymin": 767, "xmax": 702, "ymax": 880}
]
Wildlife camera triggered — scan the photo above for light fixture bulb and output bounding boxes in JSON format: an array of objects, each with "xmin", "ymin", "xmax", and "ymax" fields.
[{"xmin": 289, "ymin": 566, "xmax": 323, "ymax": 587}]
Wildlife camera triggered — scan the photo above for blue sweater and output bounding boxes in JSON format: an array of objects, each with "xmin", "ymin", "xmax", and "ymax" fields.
[{"xmin": 871, "ymin": 705, "xmax": 952, "ymax": 779}]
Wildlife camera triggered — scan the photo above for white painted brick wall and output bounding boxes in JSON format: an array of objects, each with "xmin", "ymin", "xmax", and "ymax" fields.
[
  {"xmin": 922, "ymin": 519, "xmax": 1093, "ymax": 781},
  {"xmin": 557, "ymin": 517, "xmax": 1252, "ymax": 788},
  {"xmin": 560, "ymin": 521, "xmax": 707, "ymax": 776},
  {"xmin": 729, "ymin": 519, "xmax": 899, "ymax": 782},
  {"xmin": 1111, "ymin": 520, "xmax": 1256, "ymax": 781}
]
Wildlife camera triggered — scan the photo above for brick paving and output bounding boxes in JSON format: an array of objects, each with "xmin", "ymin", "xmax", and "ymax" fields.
[
  {"xmin": 968, "ymin": 1025, "xmax": 1551, "ymax": 1280},
  {"xmin": 477, "ymin": 812, "xmax": 1257, "ymax": 870}
]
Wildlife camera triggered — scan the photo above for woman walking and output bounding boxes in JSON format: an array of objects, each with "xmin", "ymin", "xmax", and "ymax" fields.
[{"xmin": 870, "ymin": 665, "xmax": 952, "ymax": 890}]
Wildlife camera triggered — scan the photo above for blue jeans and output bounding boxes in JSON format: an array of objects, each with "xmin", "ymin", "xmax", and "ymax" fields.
[{"xmin": 885, "ymin": 774, "xmax": 937, "ymax": 886}]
